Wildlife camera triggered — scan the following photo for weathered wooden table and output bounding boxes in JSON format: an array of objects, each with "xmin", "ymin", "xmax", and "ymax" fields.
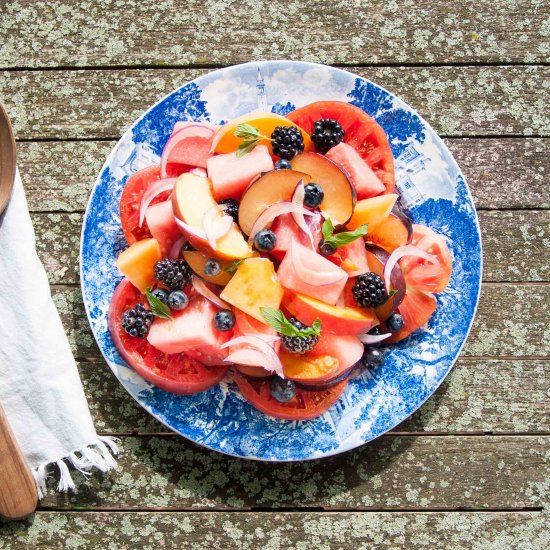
[{"xmin": 1, "ymin": 1, "xmax": 549, "ymax": 547}]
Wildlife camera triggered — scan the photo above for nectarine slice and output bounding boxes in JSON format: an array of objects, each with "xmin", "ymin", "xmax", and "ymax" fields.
[
  {"xmin": 366, "ymin": 213, "xmax": 411, "ymax": 252},
  {"xmin": 116, "ymin": 238, "xmax": 161, "ymax": 293},
  {"xmin": 290, "ymin": 152, "xmax": 356, "ymax": 226},
  {"xmin": 281, "ymin": 352, "xmax": 340, "ymax": 383},
  {"xmin": 211, "ymin": 112, "xmax": 313, "ymax": 156}
]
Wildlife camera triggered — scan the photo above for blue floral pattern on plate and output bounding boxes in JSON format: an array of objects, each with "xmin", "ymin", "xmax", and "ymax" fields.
[{"xmin": 80, "ymin": 61, "xmax": 482, "ymax": 461}]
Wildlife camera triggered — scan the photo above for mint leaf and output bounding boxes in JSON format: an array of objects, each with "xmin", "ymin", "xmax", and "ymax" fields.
[
  {"xmin": 224, "ymin": 259, "xmax": 244, "ymax": 275},
  {"xmin": 321, "ymin": 218, "xmax": 367, "ymax": 249},
  {"xmin": 236, "ymin": 139, "xmax": 259, "ymax": 158},
  {"xmin": 145, "ymin": 287, "xmax": 172, "ymax": 319},
  {"xmin": 234, "ymin": 123, "xmax": 262, "ymax": 140},
  {"xmin": 260, "ymin": 307, "xmax": 321, "ymax": 338}
]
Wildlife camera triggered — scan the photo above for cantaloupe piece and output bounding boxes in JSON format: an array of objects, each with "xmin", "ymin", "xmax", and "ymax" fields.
[{"xmin": 116, "ymin": 238, "xmax": 161, "ymax": 293}]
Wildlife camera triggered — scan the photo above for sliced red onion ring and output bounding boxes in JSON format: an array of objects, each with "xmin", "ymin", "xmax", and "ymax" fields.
[
  {"xmin": 222, "ymin": 335, "xmax": 283, "ymax": 377},
  {"xmin": 247, "ymin": 201, "xmax": 315, "ymax": 244},
  {"xmin": 290, "ymin": 239, "xmax": 346, "ymax": 286},
  {"xmin": 291, "ymin": 180, "xmax": 314, "ymax": 249},
  {"xmin": 202, "ymin": 205, "xmax": 233, "ymax": 250},
  {"xmin": 192, "ymin": 276, "xmax": 228, "ymax": 309},
  {"xmin": 359, "ymin": 332, "xmax": 391, "ymax": 344},
  {"xmin": 174, "ymin": 217, "xmax": 207, "ymax": 240},
  {"xmin": 160, "ymin": 124, "xmax": 215, "ymax": 178},
  {"xmin": 168, "ymin": 236, "xmax": 188, "ymax": 259},
  {"xmin": 384, "ymin": 245, "xmax": 436, "ymax": 290},
  {"xmin": 138, "ymin": 177, "xmax": 176, "ymax": 227},
  {"xmin": 224, "ymin": 349, "xmax": 282, "ymax": 376}
]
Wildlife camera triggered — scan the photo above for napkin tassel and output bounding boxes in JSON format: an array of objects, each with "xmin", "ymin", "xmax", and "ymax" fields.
[{"xmin": 32, "ymin": 436, "xmax": 119, "ymax": 498}]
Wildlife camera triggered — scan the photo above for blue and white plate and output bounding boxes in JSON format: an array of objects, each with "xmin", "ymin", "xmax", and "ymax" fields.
[{"xmin": 81, "ymin": 61, "xmax": 482, "ymax": 461}]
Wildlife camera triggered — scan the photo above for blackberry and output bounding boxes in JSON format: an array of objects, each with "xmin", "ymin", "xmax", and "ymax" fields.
[
  {"xmin": 270, "ymin": 377, "xmax": 296, "ymax": 403},
  {"xmin": 281, "ymin": 317, "xmax": 318, "ymax": 354},
  {"xmin": 214, "ymin": 309, "xmax": 235, "ymax": 332},
  {"xmin": 154, "ymin": 259, "xmax": 192, "ymax": 290},
  {"xmin": 168, "ymin": 290, "xmax": 189, "ymax": 311},
  {"xmin": 204, "ymin": 258, "xmax": 221, "ymax": 277},
  {"xmin": 254, "ymin": 229, "xmax": 277, "ymax": 252},
  {"xmin": 271, "ymin": 126, "xmax": 304, "ymax": 160},
  {"xmin": 274, "ymin": 159, "xmax": 292, "ymax": 170},
  {"xmin": 352, "ymin": 272, "xmax": 388, "ymax": 308},
  {"xmin": 311, "ymin": 118, "xmax": 345, "ymax": 153},
  {"xmin": 121, "ymin": 304, "xmax": 154, "ymax": 338},
  {"xmin": 304, "ymin": 183, "xmax": 324, "ymax": 208},
  {"xmin": 219, "ymin": 198, "xmax": 239, "ymax": 223}
]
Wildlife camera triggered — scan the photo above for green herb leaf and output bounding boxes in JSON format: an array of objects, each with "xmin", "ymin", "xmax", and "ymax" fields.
[
  {"xmin": 234, "ymin": 123, "xmax": 262, "ymax": 140},
  {"xmin": 321, "ymin": 218, "xmax": 368, "ymax": 249},
  {"xmin": 145, "ymin": 287, "xmax": 172, "ymax": 319},
  {"xmin": 260, "ymin": 307, "xmax": 322, "ymax": 338},
  {"xmin": 236, "ymin": 139, "xmax": 260, "ymax": 158},
  {"xmin": 224, "ymin": 259, "xmax": 244, "ymax": 275},
  {"xmin": 380, "ymin": 289, "xmax": 397, "ymax": 306}
]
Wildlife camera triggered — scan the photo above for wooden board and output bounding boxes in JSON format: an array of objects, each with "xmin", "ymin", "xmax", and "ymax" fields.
[
  {"xmin": 1, "ymin": 67, "xmax": 548, "ymax": 139},
  {"xmin": 79, "ymin": 359, "xmax": 550, "ymax": 435},
  {"xmin": 51, "ymin": 283, "xmax": 550, "ymax": 360},
  {"xmin": 36, "ymin": 435, "xmax": 549, "ymax": 510},
  {"xmin": 1, "ymin": 511, "xmax": 548, "ymax": 548},
  {"xmin": 18, "ymin": 138, "xmax": 550, "ymax": 213},
  {"xmin": 1, "ymin": 0, "xmax": 549, "ymax": 67}
]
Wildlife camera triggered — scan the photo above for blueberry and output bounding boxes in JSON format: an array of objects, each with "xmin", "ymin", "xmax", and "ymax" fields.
[
  {"xmin": 368, "ymin": 325, "xmax": 381, "ymax": 336},
  {"xmin": 270, "ymin": 377, "xmax": 296, "ymax": 402},
  {"xmin": 254, "ymin": 229, "xmax": 277, "ymax": 252},
  {"xmin": 386, "ymin": 313, "xmax": 405, "ymax": 332},
  {"xmin": 214, "ymin": 309, "xmax": 235, "ymax": 331},
  {"xmin": 362, "ymin": 348, "xmax": 385, "ymax": 368},
  {"xmin": 204, "ymin": 258, "xmax": 221, "ymax": 277},
  {"xmin": 274, "ymin": 159, "xmax": 292, "ymax": 170},
  {"xmin": 319, "ymin": 239, "xmax": 337, "ymax": 256},
  {"xmin": 151, "ymin": 288, "xmax": 170, "ymax": 304},
  {"xmin": 168, "ymin": 290, "xmax": 189, "ymax": 311},
  {"xmin": 303, "ymin": 183, "xmax": 324, "ymax": 208}
]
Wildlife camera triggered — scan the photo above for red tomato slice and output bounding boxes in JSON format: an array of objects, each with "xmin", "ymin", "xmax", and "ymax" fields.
[
  {"xmin": 108, "ymin": 278, "xmax": 228, "ymax": 394},
  {"xmin": 387, "ymin": 286, "xmax": 437, "ymax": 343},
  {"xmin": 234, "ymin": 371, "xmax": 348, "ymax": 420},
  {"xmin": 286, "ymin": 101, "xmax": 395, "ymax": 193},
  {"xmin": 119, "ymin": 165, "xmax": 171, "ymax": 245},
  {"xmin": 400, "ymin": 224, "xmax": 452, "ymax": 293}
]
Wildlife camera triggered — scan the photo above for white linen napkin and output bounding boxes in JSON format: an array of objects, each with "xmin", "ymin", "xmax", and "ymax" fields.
[{"xmin": 0, "ymin": 170, "xmax": 117, "ymax": 498}]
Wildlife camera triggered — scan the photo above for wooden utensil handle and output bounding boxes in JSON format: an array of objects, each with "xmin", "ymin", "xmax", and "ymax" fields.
[{"xmin": 0, "ymin": 403, "xmax": 37, "ymax": 520}]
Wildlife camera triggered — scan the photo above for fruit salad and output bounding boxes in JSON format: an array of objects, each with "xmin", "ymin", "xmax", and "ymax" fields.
[{"xmin": 108, "ymin": 101, "xmax": 452, "ymax": 421}]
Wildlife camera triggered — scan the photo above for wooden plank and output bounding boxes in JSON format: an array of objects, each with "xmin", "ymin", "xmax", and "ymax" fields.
[
  {"xmin": 36, "ymin": 435, "xmax": 549, "ymax": 510},
  {"xmin": 1, "ymin": 511, "xmax": 548, "ymax": 549},
  {"xmin": 1, "ymin": 67, "xmax": 548, "ymax": 139},
  {"xmin": 18, "ymin": 138, "xmax": 550, "ymax": 213},
  {"xmin": 52, "ymin": 283, "xmax": 550, "ymax": 359},
  {"xmin": 33, "ymin": 210, "xmax": 550, "ymax": 286},
  {"xmin": 80, "ymin": 359, "xmax": 550, "ymax": 435},
  {"xmin": 1, "ymin": 0, "xmax": 549, "ymax": 67}
]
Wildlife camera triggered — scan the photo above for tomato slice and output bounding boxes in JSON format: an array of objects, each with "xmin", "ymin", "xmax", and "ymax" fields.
[
  {"xmin": 108, "ymin": 278, "xmax": 228, "ymax": 394},
  {"xmin": 286, "ymin": 101, "xmax": 395, "ymax": 193},
  {"xmin": 119, "ymin": 165, "xmax": 171, "ymax": 245},
  {"xmin": 400, "ymin": 224, "xmax": 452, "ymax": 293},
  {"xmin": 387, "ymin": 286, "xmax": 437, "ymax": 343},
  {"xmin": 234, "ymin": 371, "xmax": 348, "ymax": 420}
]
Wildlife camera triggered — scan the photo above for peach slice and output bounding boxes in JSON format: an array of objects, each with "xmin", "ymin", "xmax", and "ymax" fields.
[
  {"xmin": 366, "ymin": 213, "xmax": 412, "ymax": 252},
  {"xmin": 182, "ymin": 250, "xmax": 233, "ymax": 286},
  {"xmin": 281, "ymin": 352, "xmax": 341, "ymax": 383},
  {"xmin": 285, "ymin": 292, "xmax": 377, "ymax": 335},
  {"xmin": 238, "ymin": 169, "xmax": 311, "ymax": 236},
  {"xmin": 220, "ymin": 257, "xmax": 284, "ymax": 323},
  {"xmin": 116, "ymin": 237, "xmax": 161, "ymax": 293},
  {"xmin": 172, "ymin": 172, "xmax": 251, "ymax": 260},
  {"xmin": 211, "ymin": 112, "xmax": 313, "ymax": 156},
  {"xmin": 346, "ymin": 193, "xmax": 398, "ymax": 230},
  {"xmin": 290, "ymin": 152, "xmax": 356, "ymax": 226}
]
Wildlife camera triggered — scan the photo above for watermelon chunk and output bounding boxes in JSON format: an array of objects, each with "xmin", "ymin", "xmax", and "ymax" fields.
[
  {"xmin": 173, "ymin": 120, "xmax": 219, "ymax": 134},
  {"xmin": 147, "ymin": 297, "xmax": 231, "ymax": 365},
  {"xmin": 332, "ymin": 238, "xmax": 370, "ymax": 277},
  {"xmin": 270, "ymin": 214, "xmax": 322, "ymax": 262},
  {"xmin": 207, "ymin": 144, "xmax": 274, "ymax": 200},
  {"xmin": 164, "ymin": 124, "xmax": 215, "ymax": 169},
  {"xmin": 277, "ymin": 241, "xmax": 348, "ymax": 305},
  {"xmin": 145, "ymin": 200, "xmax": 181, "ymax": 256},
  {"xmin": 326, "ymin": 142, "xmax": 385, "ymax": 199}
]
